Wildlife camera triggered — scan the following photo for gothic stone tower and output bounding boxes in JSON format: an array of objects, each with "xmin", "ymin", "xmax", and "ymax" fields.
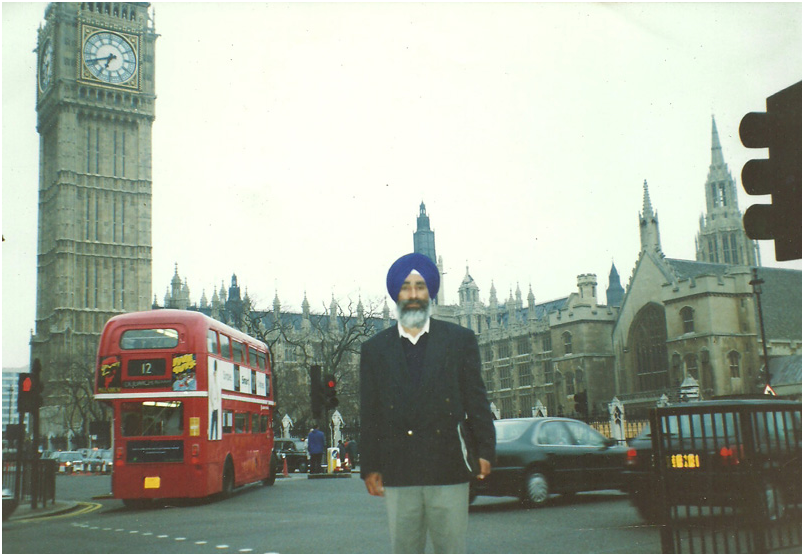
[
  {"xmin": 413, "ymin": 202, "xmax": 444, "ymax": 304},
  {"xmin": 695, "ymin": 117, "xmax": 758, "ymax": 266},
  {"xmin": 31, "ymin": 3, "xmax": 156, "ymax": 374}
]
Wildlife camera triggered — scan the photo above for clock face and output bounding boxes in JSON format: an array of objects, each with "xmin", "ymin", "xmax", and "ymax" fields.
[
  {"xmin": 82, "ymin": 31, "xmax": 137, "ymax": 84},
  {"xmin": 39, "ymin": 39, "xmax": 53, "ymax": 91}
]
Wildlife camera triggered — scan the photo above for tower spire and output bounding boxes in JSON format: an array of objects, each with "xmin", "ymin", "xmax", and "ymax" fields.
[{"xmin": 710, "ymin": 115, "xmax": 725, "ymax": 168}]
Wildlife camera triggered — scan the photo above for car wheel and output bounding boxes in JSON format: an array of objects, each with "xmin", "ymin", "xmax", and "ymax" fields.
[
  {"xmin": 221, "ymin": 461, "xmax": 235, "ymax": 498},
  {"xmin": 761, "ymin": 481, "xmax": 785, "ymax": 521},
  {"xmin": 298, "ymin": 461, "xmax": 308, "ymax": 473},
  {"xmin": 523, "ymin": 472, "xmax": 549, "ymax": 506}
]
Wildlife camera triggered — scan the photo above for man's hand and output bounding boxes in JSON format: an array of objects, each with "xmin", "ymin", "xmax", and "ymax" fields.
[
  {"xmin": 364, "ymin": 472, "xmax": 385, "ymax": 497},
  {"xmin": 476, "ymin": 458, "xmax": 492, "ymax": 480}
]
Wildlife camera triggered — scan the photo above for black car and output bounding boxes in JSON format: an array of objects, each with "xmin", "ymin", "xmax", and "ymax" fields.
[
  {"xmin": 470, "ymin": 417, "xmax": 628, "ymax": 506},
  {"xmin": 623, "ymin": 399, "xmax": 802, "ymax": 523},
  {"xmin": 274, "ymin": 438, "xmax": 308, "ymax": 473}
]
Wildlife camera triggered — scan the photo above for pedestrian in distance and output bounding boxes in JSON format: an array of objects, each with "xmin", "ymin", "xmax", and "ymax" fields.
[
  {"xmin": 307, "ymin": 426, "xmax": 326, "ymax": 474},
  {"xmin": 359, "ymin": 252, "xmax": 496, "ymax": 553}
]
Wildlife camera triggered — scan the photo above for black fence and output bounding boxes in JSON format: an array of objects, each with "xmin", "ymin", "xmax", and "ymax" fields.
[
  {"xmin": 650, "ymin": 400, "xmax": 801, "ymax": 553},
  {"xmin": 2, "ymin": 457, "xmax": 57, "ymax": 514}
]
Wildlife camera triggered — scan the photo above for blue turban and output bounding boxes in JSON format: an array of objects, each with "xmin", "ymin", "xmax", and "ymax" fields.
[{"xmin": 386, "ymin": 253, "xmax": 440, "ymax": 302}]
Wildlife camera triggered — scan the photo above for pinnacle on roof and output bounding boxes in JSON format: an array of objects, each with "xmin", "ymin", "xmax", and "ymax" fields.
[{"xmin": 641, "ymin": 179, "xmax": 655, "ymax": 219}]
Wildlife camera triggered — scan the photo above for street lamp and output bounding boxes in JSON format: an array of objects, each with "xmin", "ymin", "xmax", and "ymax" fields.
[{"xmin": 749, "ymin": 268, "xmax": 771, "ymax": 392}]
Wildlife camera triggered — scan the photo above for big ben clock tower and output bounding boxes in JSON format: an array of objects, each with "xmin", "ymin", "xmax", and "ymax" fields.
[{"xmin": 31, "ymin": 3, "xmax": 156, "ymax": 388}]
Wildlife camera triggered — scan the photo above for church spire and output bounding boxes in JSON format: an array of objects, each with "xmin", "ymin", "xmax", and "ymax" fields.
[{"xmin": 710, "ymin": 115, "xmax": 725, "ymax": 168}]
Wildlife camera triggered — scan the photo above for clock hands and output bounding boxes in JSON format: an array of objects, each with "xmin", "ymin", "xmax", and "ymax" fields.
[{"xmin": 85, "ymin": 53, "xmax": 118, "ymax": 67}]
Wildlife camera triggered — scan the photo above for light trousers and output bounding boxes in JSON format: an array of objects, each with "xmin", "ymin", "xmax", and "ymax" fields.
[{"xmin": 384, "ymin": 483, "xmax": 469, "ymax": 554}]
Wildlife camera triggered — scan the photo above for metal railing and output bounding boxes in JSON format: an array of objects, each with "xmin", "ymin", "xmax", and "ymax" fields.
[
  {"xmin": 650, "ymin": 400, "xmax": 801, "ymax": 553},
  {"xmin": 2, "ymin": 457, "xmax": 57, "ymax": 512}
]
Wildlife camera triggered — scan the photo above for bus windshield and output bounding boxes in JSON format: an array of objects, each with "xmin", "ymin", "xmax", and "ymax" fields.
[{"xmin": 121, "ymin": 401, "xmax": 184, "ymax": 437}]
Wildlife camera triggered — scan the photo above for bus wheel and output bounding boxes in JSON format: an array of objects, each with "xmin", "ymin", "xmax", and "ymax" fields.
[
  {"xmin": 221, "ymin": 461, "xmax": 235, "ymax": 498},
  {"xmin": 263, "ymin": 462, "xmax": 276, "ymax": 486}
]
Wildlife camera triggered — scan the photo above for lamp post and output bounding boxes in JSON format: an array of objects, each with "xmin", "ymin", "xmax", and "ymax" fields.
[{"xmin": 749, "ymin": 268, "xmax": 771, "ymax": 392}]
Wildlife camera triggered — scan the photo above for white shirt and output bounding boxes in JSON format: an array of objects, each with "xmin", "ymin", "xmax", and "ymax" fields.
[{"xmin": 397, "ymin": 318, "xmax": 430, "ymax": 345}]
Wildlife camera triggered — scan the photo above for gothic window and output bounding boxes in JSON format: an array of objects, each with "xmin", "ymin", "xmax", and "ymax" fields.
[
  {"xmin": 543, "ymin": 360, "xmax": 553, "ymax": 384},
  {"xmin": 563, "ymin": 332, "xmax": 573, "ymax": 355},
  {"xmin": 484, "ymin": 370, "xmax": 495, "ymax": 390},
  {"xmin": 517, "ymin": 362, "xmax": 532, "ymax": 386},
  {"xmin": 724, "ymin": 232, "xmax": 738, "ymax": 264},
  {"xmin": 631, "ymin": 303, "xmax": 669, "ymax": 391},
  {"xmin": 542, "ymin": 334, "xmax": 552, "ymax": 353},
  {"xmin": 671, "ymin": 353, "xmax": 682, "ymax": 386},
  {"xmin": 518, "ymin": 394, "xmax": 532, "ymax": 417},
  {"xmin": 681, "ymin": 306, "xmax": 694, "ymax": 333},
  {"xmin": 481, "ymin": 345, "xmax": 492, "ymax": 362},
  {"xmin": 685, "ymin": 354, "xmax": 699, "ymax": 380},
  {"xmin": 497, "ymin": 341, "xmax": 511, "ymax": 359},
  {"xmin": 565, "ymin": 371, "xmax": 575, "ymax": 395},
  {"xmin": 728, "ymin": 351, "xmax": 741, "ymax": 379},
  {"xmin": 719, "ymin": 182, "xmax": 728, "ymax": 207},
  {"xmin": 516, "ymin": 336, "xmax": 530, "ymax": 355},
  {"xmin": 499, "ymin": 365, "xmax": 512, "ymax": 389}
]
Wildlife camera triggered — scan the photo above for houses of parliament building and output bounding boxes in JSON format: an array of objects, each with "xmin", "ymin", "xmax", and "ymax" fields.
[{"xmin": 163, "ymin": 120, "xmax": 801, "ymax": 423}]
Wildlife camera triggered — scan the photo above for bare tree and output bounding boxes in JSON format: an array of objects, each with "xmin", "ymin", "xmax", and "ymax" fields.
[{"xmin": 240, "ymin": 296, "xmax": 386, "ymax": 438}]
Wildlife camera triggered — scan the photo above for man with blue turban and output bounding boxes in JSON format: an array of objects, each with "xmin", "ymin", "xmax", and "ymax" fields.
[{"xmin": 359, "ymin": 253, "xmax": 496, "ymax": 553}]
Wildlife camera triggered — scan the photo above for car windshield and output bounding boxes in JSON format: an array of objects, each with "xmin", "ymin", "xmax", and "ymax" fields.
[
  {"xmin": 58, "ymin": 452, "xmax": 81, "ymax": 461},
  {"xmin": 494, "ymin": 420, "xmax": 532, "ymax": 442}
]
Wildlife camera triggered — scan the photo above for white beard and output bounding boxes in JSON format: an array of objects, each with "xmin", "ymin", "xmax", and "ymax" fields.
[{"xmin": 397, "ymin": 299, "xmax": 433, "ymax": 329}]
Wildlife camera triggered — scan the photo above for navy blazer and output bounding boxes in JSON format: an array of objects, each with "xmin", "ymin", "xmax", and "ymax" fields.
[{"xmin": 359, "ymin": 318, "xmax": 496, "ymax": 486}]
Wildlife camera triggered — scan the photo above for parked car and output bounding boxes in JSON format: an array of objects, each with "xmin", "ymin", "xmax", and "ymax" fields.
[
  {"xmin": 274, "ymin": 438, "xmax": 308, "ymax": 472},
  {"xmin": 54, "ymin": 451, "xmax": 85, "ymax": 474},
  {"xmin": 470, "ymin": 417, "xmax": 628, "ymax": 505},
  {"xmin": 86, "ymin": 449, "xmax": 113, "ymax": 473},
  {"xmin": 623, "ymin": 399, "xmax": 802, "ymax": 523}
]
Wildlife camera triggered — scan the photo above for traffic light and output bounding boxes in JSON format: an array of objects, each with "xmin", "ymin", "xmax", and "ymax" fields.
[
  {"xmin": 309, "ymin": 365, "xmax": 324, "ymax": 418},
  {"xmin": 323, "ymin": 373, "xmax": 339, "ymax": 409},
  {"xmin": 573, "ymin": 391, "xmax": 588, "ymax": 418},
  {"xmin": 739, "ymin": 81, "xmax": 802, "ymax": 261},
  {"xmin": 18, "ymin": 373, "xmax": 36, "ymax": 413}
]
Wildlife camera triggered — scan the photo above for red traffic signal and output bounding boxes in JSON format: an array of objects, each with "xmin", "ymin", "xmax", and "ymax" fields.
[
  {"xmin": 323, "ymin": 373, "xmax": 339, "ymax": 409},
  {"xmin": 17, "ymin": 373, "xmax": 36, "ymax": 413}
]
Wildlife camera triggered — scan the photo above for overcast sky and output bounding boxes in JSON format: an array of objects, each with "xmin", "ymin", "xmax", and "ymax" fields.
[{"xmin": 3, "ymin": 2, "xmax": 802, "ymax": 368}]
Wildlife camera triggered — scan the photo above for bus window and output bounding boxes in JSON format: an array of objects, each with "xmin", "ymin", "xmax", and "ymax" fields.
[
  {"xmin": 219, "ymin": 334, "xmax": 231, "ymax": 360},
  {"xmin": 232, "ymin": 341, "xmax": 245, "ymax": 364},
  {"xmin": 234, "ymin": 412, "xmax": 247, "ymax": 433},
  {"xmin": 207, "ymin": 330, "xmax": 219, "ymax": 354},
  {"xmin": 121, "ymin": 401, "xmax": 183, "ymax": 437},
  {"xmin": 257, "ymin": 352, "xmax": 267, "ymax": 371},
  {"xmin": 260, "ymin": 414, "xmax": 269, "ymax": 433},
  {"xmin": 223, "ymin": 410, "xmax": 233, "ymax": 434},
  {"xmin": 251, "ymin": 370, "xmax": 257, "ymax": 394},
  {"xmin": 249, "ymin": 347, "xmax": 258, "ymax": 368},
  {"xmin": 121, "ymin": 328, "xmax": 179, "ymax": 350},
  {"xmin": 252, "ymin": 413, "xmax": 261, "ymax": 432}
]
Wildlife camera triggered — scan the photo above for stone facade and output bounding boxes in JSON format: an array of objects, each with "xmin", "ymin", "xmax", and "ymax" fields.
[{"xmin": 31, "ymin": 3, "xmax": 156, "ymax": 380}]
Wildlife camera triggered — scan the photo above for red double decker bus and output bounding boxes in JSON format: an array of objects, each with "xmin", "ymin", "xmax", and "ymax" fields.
[{"xmin": 94, "ymin": 309, "xmax": 276, "ymax": 505}]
